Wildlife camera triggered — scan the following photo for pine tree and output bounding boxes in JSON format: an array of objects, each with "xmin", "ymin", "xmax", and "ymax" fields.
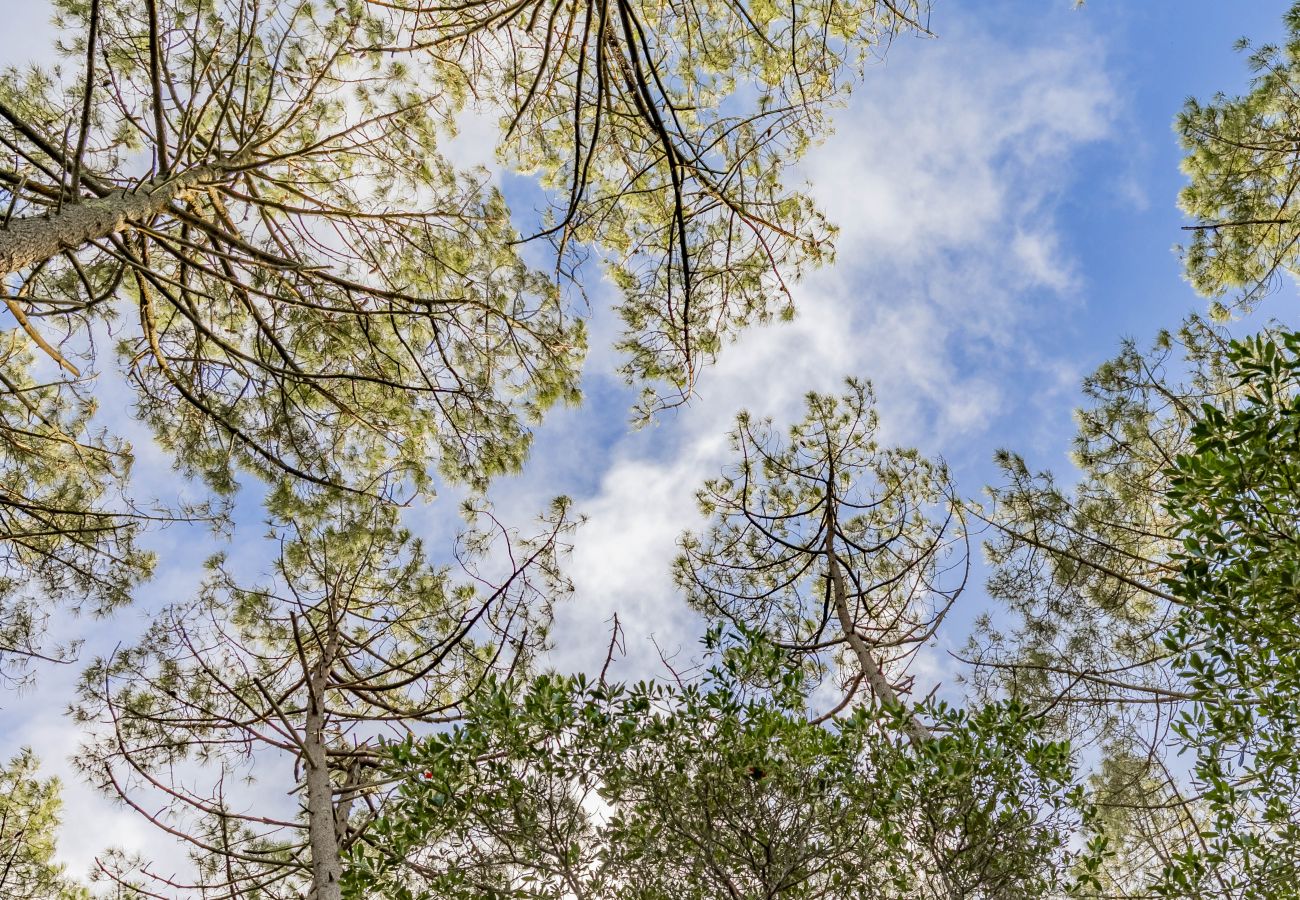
[
  {"xmin": 967, "ymin": 318, "xmax": 1259, "ymax": 894},
  {"xmin": 675, "ymin": 379, "xmax": 966, "ymax": 734},
  {"xmin": 1, "ymin": 0, "xmax": 583, "ymax": 498},
  {"xmin": 1178, "ymin": 2, "xmax": 1300, "ymax": 313},
  {"xmin": 73, "ymin": 490, "xmax": 573, "ymax": 899},
  {"xmin": 0, "ymin": 748, "xmax": 89, "ymax": 900},
  {"xmin": 0, "ymin": 0, "xmax": 583, "ymax": 683},
  {"xmin": 386, "ymin": 0, "xmax": 928, "ymax": 413},
  {"xmin": 0, "ymin": 328, "xmax": 155, "ymax": 683},
  {"xmin": 0, "ymin": 0, "xmax": 926, "ymax": 684}
]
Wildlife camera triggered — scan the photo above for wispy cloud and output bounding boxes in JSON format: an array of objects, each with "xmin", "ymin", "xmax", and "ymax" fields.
[{"xmin": 533, "ymin": 17, "xmax": 1117, "ymax": 686}]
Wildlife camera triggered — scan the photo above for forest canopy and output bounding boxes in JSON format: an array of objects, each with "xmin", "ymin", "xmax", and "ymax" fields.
[{"xmin": 4, "ymin": 1, "xmax": 1300, "ymax": 899}]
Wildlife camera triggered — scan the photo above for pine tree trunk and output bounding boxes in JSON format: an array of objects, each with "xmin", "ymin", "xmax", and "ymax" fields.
[
  {"xmin": 822, "ymin": 497, "xmax": 932, "ymax": 745},
  {"xmin": 0, "ymin": 166, "xmax": 220, "ymax": 276},
  {"xmin": 823, "ymin": 492, "xmax": 963, "ymax": 898},
  {"xmin": 304, "ymin": 665, "xmax": 345, "ymax": 900}
]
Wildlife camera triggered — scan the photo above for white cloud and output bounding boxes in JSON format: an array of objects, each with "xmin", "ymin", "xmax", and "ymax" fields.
[
  {"xmin": 1013, "ymin": 229, "xmax": 1079, "ymax": 293},
  {"xmin": 533, "ymin": 18, "xmax": 1117, "ymax": 694},
  {"xmin": 819, "ymin": 38, "xmax": 1111, "ymax": 262}
]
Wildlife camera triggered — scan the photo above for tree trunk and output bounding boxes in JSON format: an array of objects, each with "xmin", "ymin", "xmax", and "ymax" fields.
[
  {"xmin": 304, "ymin": 665, "xmax": 345, "ymax": 900},
  {"xmin": 821, "ymin": 500, "xmax": 932, "ymax": 746},
  {"xmin": 0, "ymin": 166, "xmax": 220, "ymax": 276},
  {"xmin": 822, "ymin": 491, "xmax": 966, "ymax": 898}
]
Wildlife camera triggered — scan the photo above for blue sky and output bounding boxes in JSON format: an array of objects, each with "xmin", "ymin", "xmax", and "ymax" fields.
[{"xmin": 2, "ymin": 0, "xmax": 1295, "ymax": 883}]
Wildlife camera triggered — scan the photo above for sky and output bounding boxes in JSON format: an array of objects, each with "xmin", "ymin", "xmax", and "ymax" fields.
[{"xmin": 1, "ymin": 0, "xmax": 1295, "ymax": 887}]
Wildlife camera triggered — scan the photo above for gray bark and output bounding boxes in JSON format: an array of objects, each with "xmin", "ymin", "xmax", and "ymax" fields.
[
  {"xmin": 304, "ymin": 662, "xmax": 344, "ymax": 900},
  {"xmin": 0, "ymin": 167, "xmax": 220, "ymax": 276},
  {"xmin": 822, "ymin": 499, "xmax": 932, "ymax": 746},
  {"xmin": 824, "ymin": 493, "xmax": 962, "ymax": 898}
]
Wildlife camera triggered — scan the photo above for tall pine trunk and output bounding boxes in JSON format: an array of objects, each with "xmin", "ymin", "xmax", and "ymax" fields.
[
  {"xmin": 821, "ymin": 493, "xmax": 932, "ymax": 745},
  {"xmin": 304, "ymin": 657, "xmax": 344, "ymax": 900},
  {"xmin": 0, "ymin": 166, "xmax": 220, "ymax": 276}
]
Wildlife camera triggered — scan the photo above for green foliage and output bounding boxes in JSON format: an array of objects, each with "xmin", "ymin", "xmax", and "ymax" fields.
[
  {"xmin": 676, "ymin": 379, "xmax": 965, "ymax": 710},
  {"xmin": 1178, "ymin": 2, "xmax": 1300, "ymax": 312},
  {"xmin": 1162, "ymin": 330, "xmax": 1300, "ymax": 898},
  {"xmin": 401, "ymin": 0, "xmax": 928, "ymax": 414},
  {"xmin": 350, "ymin": 670, "xmax": 1092, "ymax": 900},
  {"xmin": 0, "ymin": 331, "xmax": 156, "ymax": 683},
  {"xmin": 2, "ymin": 0, "xmax": 941, "ymax": 890},
  {"xmin": 72, "ymin": 490, "xmax": 574, "ymax": 897},
  {"xmin": 0, "ymin": 748, "xmax": 90, "ymax": 900}
]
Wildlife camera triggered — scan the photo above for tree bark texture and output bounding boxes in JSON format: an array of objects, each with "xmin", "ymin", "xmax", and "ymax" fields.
[
  {"xmin": 304, "ymin": 663, "xmax": 345, "ymax": 900},
  {"xmin": 0, "ymin": 167, "xmax": 220, "ymax": 276}
]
